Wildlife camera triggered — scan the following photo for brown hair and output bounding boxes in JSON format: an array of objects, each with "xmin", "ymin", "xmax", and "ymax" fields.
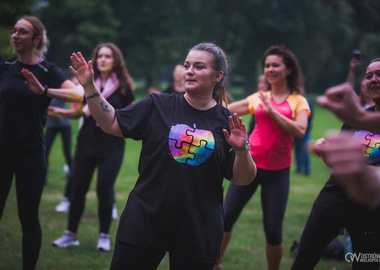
[
  {"xmin": 190, "ymin": 42, "xmax": 228, "ymax": 105},
  {"xmin": 18, "ymin": 15, "xmax": 49, "ymax": 58},
  {"xmin": 262, "ymin": 45, "xmax": 305, "ymax": 94},
  {"xmin": 92, "ymin": 42, "xmax": 136, "ymax": 95}
]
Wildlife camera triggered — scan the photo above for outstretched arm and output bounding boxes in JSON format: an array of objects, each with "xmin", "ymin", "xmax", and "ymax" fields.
[
  {"xmin": 48, "ymin": 102, "xmax": 85, "ymax": 119},
  {"xmin": 70, "ymin": 52, "xmax": 123, "ymax": 137},
  {"xmin": 223, "ymin": 113, "xmax": 257, "ymax": 185},
  {"xmin": 21, "ymin": 69, "xmax": 83, "ymax": 102},
  {"xmin": 227, "ymin": 98, "xmax": 251, "ymax": 116},
  {"xmin": 346, "ymin": 58, "xmax": 361, "ymax": 86}
]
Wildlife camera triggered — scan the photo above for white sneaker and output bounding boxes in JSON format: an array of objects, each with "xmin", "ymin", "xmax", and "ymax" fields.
[
  {"xmin": 55, "ymin": 200, "xmax": 70, "ymax": 213},
  {"xmin": 52, "ymin": 230, "xmax": 79, "ymax": 248},
  {"xmin": 63, "ymin": 164, "xmax": 70, "ymax": 174},
  {"xmin": 112, "ymin": 205, "xmax": 118, "ymax": 220},
  {"xmin": 97, "ymin": 233, "xmax": 111, "ymax": 251}
]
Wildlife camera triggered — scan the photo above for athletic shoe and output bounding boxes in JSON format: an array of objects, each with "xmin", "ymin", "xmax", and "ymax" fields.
[
  {"xmin": 52, "ymin": 230, "xmax": 79, "ymax": 247},
  {"xmin": 97, "ymin": 233, "xmax": 111, "ymax": 251},
  {"xmin": 63, "ymin": 164, "xmax": 70, "ymax": 174},
  {"xmin": 112, "ymin": 205, "xmax": 118, "ymax": 220},
  {"xmin": 55, "ymin": 200, "xmax": 70, "ymax": 213}
]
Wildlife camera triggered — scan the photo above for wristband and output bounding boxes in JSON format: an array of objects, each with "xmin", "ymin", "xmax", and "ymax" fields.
[
  {"xmin": 234, "ymin": 141, "xmax": 251, "ymax": 156},
  {"xmin": 43, "ymin": 85, "xmax": 48, "ymax": 96},
  {"xmin": 86, "ymin": 92, "xmax": 101, "ymax": 100}
]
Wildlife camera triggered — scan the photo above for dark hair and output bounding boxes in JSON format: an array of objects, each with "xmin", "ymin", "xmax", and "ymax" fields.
[
  {"xmin": 92, "ymin": 42, "xmax": 136, "ymax": 94},
  {"xmin": 262, "ymin": 45, "xmax": 304, "ymax": 94},
  {"xmin": 370, "ymin": 58, "xmax": 380, "ymax": 64},
  {"xmin": 18, "ymin": 15, "xmax": 49, "ymax": 57},
  {"xmin": 190, "ymin": 42, "xmax": 228, "ymax": 105}
]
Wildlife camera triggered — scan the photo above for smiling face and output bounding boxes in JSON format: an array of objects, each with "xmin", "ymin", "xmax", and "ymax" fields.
[
  {"xmin": 183, "ymin": 50, "xmax": 222, "ymax": 96},
  {"xmin": 96, "ymin": 46, "xmax": 114, "ymax": 76},
  {"xmin": 10, "ymin": 19, "xmax": 40, "ymax": 55},
  {"xmin": 263, "ymin": 54, "xmax": 290, "ymax": 87},
  {"xmin": 365, "ymin": 60, "xmax": 380, "ymax": 104}
]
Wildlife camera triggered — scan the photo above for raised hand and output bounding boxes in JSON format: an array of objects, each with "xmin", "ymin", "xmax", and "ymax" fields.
[
  {"xmin": 258, "ymin": 90, "xmax": 273, "ymax": 114},
  {"xmin": 223, "ymin": 113, "xmax": 248, "ymax": 150},
  {"xmin": 21, "ymin": 68, "xmax": 44, "ymax": 95},
  {"xmin": 69, "ymin": 52, "xmax": 94, "ymax": 88}
]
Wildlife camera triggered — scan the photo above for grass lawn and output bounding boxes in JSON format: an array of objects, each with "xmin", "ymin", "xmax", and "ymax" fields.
[{"xmin": 0, "ymin": 99, "xmax": 353, "ymax": 269}]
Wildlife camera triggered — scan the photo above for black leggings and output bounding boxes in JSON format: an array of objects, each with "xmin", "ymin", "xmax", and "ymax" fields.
[
  {"xmin": 291, "ymin": 206, "xmax": 380, "ymax": 270},
  {"xmin": 110, "ymin": 241, "xmax": 215, "ymax": 270},
  {"xmin": 224, "ymin": 167, "xmax": 289, "ymax": 245},
  {"xmin": 68, "ymin": 148, "xmax": 124, "ymax": 234},
  {"xmin": 45, "ymin": 126, "xmax": 72, "ymax": 169},
  {"xmin": 0, "ymin": 146, "xmax": 46, "ymax": 270}
]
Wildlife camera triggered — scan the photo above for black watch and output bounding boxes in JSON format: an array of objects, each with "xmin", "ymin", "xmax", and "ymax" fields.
[{"xmin": 43, "ymin": 85, "xmax": 48, "ymax": 96}]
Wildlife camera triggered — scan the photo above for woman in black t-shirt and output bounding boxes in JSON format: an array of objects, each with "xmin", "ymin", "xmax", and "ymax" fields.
[
  {"xmin": 0, "ymin": 15, "xmax": 83, "ymax": 270},
  {"xmin": 292, "ymin": 59, "xmax": 380, "ymax": 270},
  {"xmin": 69, "ymin": 42, "xmax": 257, "ymax": 269},
  {"xmin": 52, "ymin": 43, "xmax": 135, "ymax": 252}
]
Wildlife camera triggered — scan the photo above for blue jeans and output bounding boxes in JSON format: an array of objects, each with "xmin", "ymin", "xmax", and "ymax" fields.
[{"xmin": 293, "ymin": 133, "xmax": 311, "ymax": 175}]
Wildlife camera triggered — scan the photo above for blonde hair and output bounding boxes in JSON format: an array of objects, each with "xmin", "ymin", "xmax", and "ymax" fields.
[{"xmin": 18, "ymin": 15, "xmax": 49, "ymax": 58}]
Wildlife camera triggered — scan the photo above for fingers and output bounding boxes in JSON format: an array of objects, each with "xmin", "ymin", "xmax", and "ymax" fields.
[
  {"xmin": 21, "ymin": 68, "xmax": 33, "ymax": 79},
  {"xmin": 70, "ymin": 52, "xmax": 89, "ymax": 76},
  {"xmin": 70, "ymin": 52, "xmax": 87, "ymax": 69},
  {"xmin": 70, "ymin": 53, "xmax": 79, "ymax": 67},
  {"xmin": 223, "ymin": 129, "xmax": 230, "ymax": 141},
  {"xmin": 88, "ymin": 60, "xmax": 93, "ymax": 72},
  {"xmin": 315, "ymin": 131, "xmax": 363, "ymax": 171},
  {"xmin": 69, "ymin": 66, "xmax": 77, "ymax": 76},
  {"xmin": 228, "ymin": 113, "xmax": 245, "ymax": 130}
]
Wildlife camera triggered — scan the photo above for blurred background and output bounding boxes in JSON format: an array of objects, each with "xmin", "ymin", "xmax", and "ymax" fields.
[{"xmin": 1, "ymin": 0, "xmax": 380, "ymax": 98}]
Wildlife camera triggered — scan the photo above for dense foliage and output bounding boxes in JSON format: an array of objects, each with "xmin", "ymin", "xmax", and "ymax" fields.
[{"xmin": 1, "ymin": 0, "xmax": 379, "ymax": 94}]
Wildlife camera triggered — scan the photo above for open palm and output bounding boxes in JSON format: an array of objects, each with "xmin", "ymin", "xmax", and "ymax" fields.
[
  {"xmin": 223, "ymin": 113, "xmax": 247, "ymax": 149},
  {"xmin": 69, "ymin": 52, "xmax": 94, "ymax": 88}
]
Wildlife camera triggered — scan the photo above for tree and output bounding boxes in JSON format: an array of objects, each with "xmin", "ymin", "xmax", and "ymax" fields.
[{"xmin": 37, "ymin": 0, "xmax": 120, "ymax": 73}]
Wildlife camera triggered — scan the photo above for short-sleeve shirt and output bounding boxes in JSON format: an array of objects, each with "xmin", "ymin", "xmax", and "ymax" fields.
[
  {"xmin": 0, "ymin": 59, "xmax": 67, "ymax": 151},
  {"xmin": 246, "ymin": 91, "xmax": 310, "ymax": 170},
  {"xmin": 313, "ymin": 106, "xmax": 380, "ymax": 231},
  {"xmin": 115, "ymin": 93, "xmax": 235, "ymax": 263},
  {"xmin": 76, "ymin": 87, "xmax": 134, "ymax": 157}
]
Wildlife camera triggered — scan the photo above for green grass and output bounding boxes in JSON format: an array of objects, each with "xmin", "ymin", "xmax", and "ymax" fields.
[{"xmin": 0, "ymin": 100, "xmax": 353, "ymax": 269}]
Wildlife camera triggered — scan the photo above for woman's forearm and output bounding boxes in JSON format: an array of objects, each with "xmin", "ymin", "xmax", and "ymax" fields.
[
  {"xmin": 231, "ymin": 151, "xmax": 257, "ymax": 185},
  {"xmin": 83, "ymin": 82, "xmax": 122, "ymax": 137},
  {"xmin": 47, "ymin": 80, "xmax": 83, "ymax": 102},
  {"xmin": 269, "ymin": 109, "xmax": 308, "ymax": 138}
]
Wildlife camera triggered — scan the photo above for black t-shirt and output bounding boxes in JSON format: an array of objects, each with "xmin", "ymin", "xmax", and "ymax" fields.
[
  {"xmin": 115, "ymin": 93, "xmax": 235, "ymax": 263},
  {"xmin": 164, "ymin": 83, "xmax": 184, "ymax": 95},
  {"xmin": 0, "ymin": 59, "xmax": 67, "ymax": 151},
  {"xmin": 76, "ymin": 87, "xmax": 134, "ymax": 157},
  {"xmin": 314, "ymin": 106, "xmax": 380, "ymax": 232}
]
